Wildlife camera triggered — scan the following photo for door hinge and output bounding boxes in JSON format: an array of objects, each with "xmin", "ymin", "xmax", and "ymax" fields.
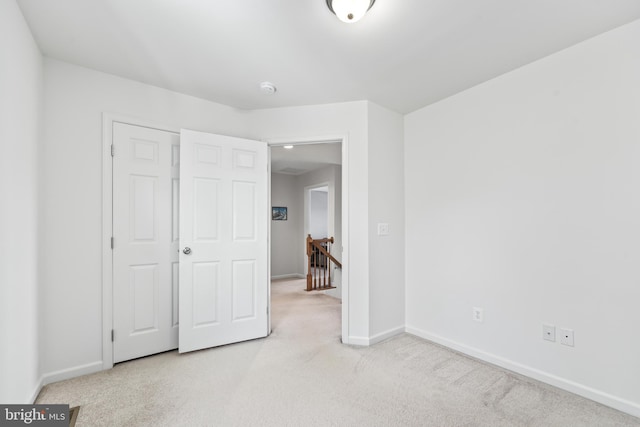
[
  {"xmin": 267, "ymin": 306, "xmax": 269, "ymax": 315},
  {"xmin": 111, "ymin": 145, "xmax": 115, "ymax": 157},
  {"xmin": 110, "ymin": 237, "xmax": 114, "ymax": 249},
  {"xmin": 111, "ymin": 329, "xmax": 114, "ymax": 342}
]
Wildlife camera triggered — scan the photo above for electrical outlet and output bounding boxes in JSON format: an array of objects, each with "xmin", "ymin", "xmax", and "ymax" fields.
[
  {"xmin": 472, "ymin": 307, "xmax": 483, "ymax": 323},
  {"xmin": 560, "ymin": 328, "xmax": 574, "ymax": 347},
  {"xmin": 543, "ymin": 324, "xmax": 556, "ymax": 342}
]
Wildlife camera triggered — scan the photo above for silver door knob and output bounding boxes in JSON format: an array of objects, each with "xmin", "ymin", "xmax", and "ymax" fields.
[{"xmin": 183, "ymin": 247, "xmax": 192, "ymax": 255}]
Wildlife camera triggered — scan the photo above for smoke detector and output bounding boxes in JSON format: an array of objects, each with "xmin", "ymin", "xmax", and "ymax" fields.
[{"xmin": 260, "ymin": 82, "xmax": 277, "ymax": 95}]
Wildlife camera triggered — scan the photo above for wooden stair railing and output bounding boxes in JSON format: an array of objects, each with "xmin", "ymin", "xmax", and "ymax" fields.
[{"xmin": 306, "ymin": 235, "xmax": 342, "ymax": 292}]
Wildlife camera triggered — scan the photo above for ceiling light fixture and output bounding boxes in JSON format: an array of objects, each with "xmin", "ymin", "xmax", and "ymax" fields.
[
  {"xmin": 326, "ymin": 0, "xmax": 375, "ymax": 23},
  {"xmin": 283, "ymin": 145, "xmax": 294, "ymax": 149}
]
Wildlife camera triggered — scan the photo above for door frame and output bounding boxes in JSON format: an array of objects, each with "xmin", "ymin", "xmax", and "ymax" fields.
[{"xmin": 267, "ymin": 136, "xmax": 349, "ymax": 344}]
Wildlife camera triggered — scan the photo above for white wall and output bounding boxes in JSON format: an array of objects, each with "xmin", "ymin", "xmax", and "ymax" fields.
[
  {"xmin": 405, "ymin": 20, "xmax": 640, "ymax": 416},
  {"xmin": 271, "ymin": 173, "xmax": 301, "ymax": 278},
  {"xmin": 40, "ymin": 59, "xmax": 251, "ymax": 381},
  {"xmin": 309, "ymin": 189, "xmax": 328, "ymax": 238},
  {"xmin": 251, "ymin": 102, "xmax": 405, "ymax": 344},
  {"xmin": 0, "ymin": 0, "xmax": 43, "ymax": 403},
  {"xmin": 247, "ymin": 104, "xmax": 370, "ymax": 343},
  {"xmin": 367, "ymin": 102, "xmax": 405, "ymax": 342},
  {"xmin": 40, "ymin": 60, "xmax": 387, "ymax": 379}
]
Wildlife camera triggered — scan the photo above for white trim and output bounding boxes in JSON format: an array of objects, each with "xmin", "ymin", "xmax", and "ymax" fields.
[
  {"xmin": 271, "ymin": 274, "xmax": 305, "ymax": 280},
  {"xmin": 267, "ymin": 135, "xmax": 343, "ymax": 146},
  {"xmin": 346, "ymin": 326, "xmax": 405, "ymax": 347},
  {"xmin": 347, "ymin": 336, "xmax": 370, "ymax": 346},
  {"xmin": 102, "ymin": 113, "xmax": 181, "ymax": 371},
  {"xmin": 41, "ymin": 362, "xmax": 103, "ymax": 386},
  {"xmin": 369, "ymin": 326, "xmax": 405, "ymax": 345},
  {"xmin": 28, "ymin": 378, "xmax": 44, "ymax": 403},
  {"xmin": 406, "ymin": 326, "xmax": 640, "ymax": 419},
  {"xmin": 340, "ymin": 135, "xmax": 349, "ymax": 345},
  {"xmin": 266, "ymin": 134, "xmax": 349, "ymax": 346},
  {"xmin": 267, "ymin": 145, "xmax": 272, "ymax": 336},
  {"xmin": 101, "ymin": 113, "xmax": 114, "ymax": 370}
]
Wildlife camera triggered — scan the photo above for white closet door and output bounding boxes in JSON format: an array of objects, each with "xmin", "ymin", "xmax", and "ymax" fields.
[
  {"xmin": 178, "ymin": 129, "xmax": 269, "ymax": 353},
  {"xmin": 112, "ymin": 123, "xmax": 180, "ymax": 363}
]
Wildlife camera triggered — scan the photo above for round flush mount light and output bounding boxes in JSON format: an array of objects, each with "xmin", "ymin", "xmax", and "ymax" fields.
[
  {"xmin": 326, "ymin": 0, "xmax": 375, "ymax": 23},
  {"xmin": 260, "ymin": 81, "xmax": 277, "ymax": 95}
]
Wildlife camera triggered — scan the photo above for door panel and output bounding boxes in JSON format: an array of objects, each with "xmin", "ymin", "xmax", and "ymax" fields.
[
  {"xmin": 130, "ymin": 264, "xmax": 158, "ymax": 333},
  {"xmin": 194, "ymin": 178, "xmax": 220, "ymax": 240},
  {"xmin": 130, "ymin": 175, "xmax": 157, "ymax": 241},
  {"xmin": 233, "ymin": 181, "xmax": 256, "ymax": 240},
  {"xmin": 192, "ymin": 261, "xmax": 220, "ymax": 326},
  {"xmin": 113, "ymin": 123, "xmax": 179, "ymax": 363},
  {"xmin": 179, "ymin": 129, "xmax": 268, "ymax": 353},
  {"xmin": 232, "ymin": 260, "xmax": 256, "ymax": 320}
]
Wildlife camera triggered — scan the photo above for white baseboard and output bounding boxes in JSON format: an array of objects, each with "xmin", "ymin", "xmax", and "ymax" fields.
[
  {"xmin": 369, "ymin": 326, "xmax": 405, "ymax": 345},
  {"xmin": 345, "ymin": 326, "xmax": 404, "ymax": 347},
  {"xmin": 271, "ymin": 274, "xmax": 305, "ymax": 280},
  {"xmin": 406, "ymin": 326, "xmax": 640, "ymax": 419},
  {"xmin": 346, "ymin": 336, "xmax": 370, "ymax": 346},
  {"xmin": 28, "ymin": 377, "xmax": 44, "ymax": 403},
  {"xmin": 41, "ymin": 361, "xmax": 103, "ymax": 386}
]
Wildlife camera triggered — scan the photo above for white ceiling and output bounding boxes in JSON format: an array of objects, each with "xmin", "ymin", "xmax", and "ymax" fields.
[
  {"xmin": 271, "ymin": 143, "xmax": 341, "ymax": 175},
  {"xmin": 17, "ymin": 0, "xmax": 640, "ymax": 114}
]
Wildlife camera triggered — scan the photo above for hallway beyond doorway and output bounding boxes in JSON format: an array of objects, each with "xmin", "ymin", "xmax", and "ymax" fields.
[{"xmin": 270, "ymin": 277, "xmax": 341, "ymax": 339}]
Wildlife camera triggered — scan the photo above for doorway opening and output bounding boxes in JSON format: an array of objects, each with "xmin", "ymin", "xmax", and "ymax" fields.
[{"xmin": 269, "ymin": 139, "xmax": 346, "ymax": 338}]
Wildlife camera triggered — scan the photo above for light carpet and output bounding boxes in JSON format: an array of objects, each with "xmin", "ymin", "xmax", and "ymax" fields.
[{"xmin": 37, "ymin": 279, "xmax": 639, "ymax": 426}]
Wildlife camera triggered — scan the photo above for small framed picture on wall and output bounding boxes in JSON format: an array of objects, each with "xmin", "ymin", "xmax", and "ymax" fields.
[{"xmin": 272, "ymin": 207, "xmax": 287, "ymax": 221}]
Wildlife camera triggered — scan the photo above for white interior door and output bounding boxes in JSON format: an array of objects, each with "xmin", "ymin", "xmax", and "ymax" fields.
[
  {"xmin": 178, "ymin": 129, "xmax": 269, "ymax": 353},
  {"xmin": 112, "ymin": 123, "xmax": 180, "ymax": 363}
]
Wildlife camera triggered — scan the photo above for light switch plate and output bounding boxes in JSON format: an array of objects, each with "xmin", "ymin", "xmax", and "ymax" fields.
[
  {"xmin": 472, "ymin": 307, "xmax": 483, "ymax": 323},
  {"xmin": 377, "ymin": 223, "xmax": 389, "ymax": 236}
]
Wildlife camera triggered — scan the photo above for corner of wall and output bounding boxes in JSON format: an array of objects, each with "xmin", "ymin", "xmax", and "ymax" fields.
[
  {"xmin": 0, "ymin": 0, "xmax": 44, "ymax": 404},
  {"xmin": 366, "ymin": 101, "xmax": 406, "ymax": 340}
]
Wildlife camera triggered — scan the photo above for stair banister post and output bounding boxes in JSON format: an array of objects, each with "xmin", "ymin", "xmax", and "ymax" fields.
[{"xmin": 306, "ymin": 234, "xmax": 313, "ymax": 291}]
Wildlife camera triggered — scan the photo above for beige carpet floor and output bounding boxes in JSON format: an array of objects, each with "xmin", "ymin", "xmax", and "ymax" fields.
[{"xmin": 37, "ymin": 278, "xmax": 639, "ymax": 426}]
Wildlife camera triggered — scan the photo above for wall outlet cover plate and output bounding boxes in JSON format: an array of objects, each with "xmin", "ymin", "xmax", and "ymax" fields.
[
  {"xmin": 543, "ymin": 324, "xmax": 556, "ymax": 342},
  {"xmin": 560, "ymin": 328, "xmax": 574, "ymax": 346}
]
